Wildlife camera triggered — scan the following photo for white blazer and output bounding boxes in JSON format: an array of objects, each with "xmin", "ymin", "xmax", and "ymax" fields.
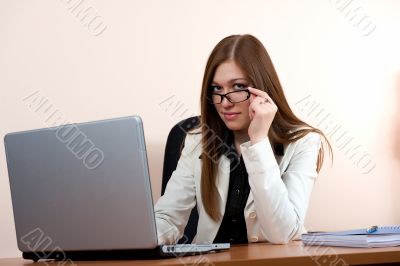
[{"xmin": 154, "ymin": 131, "xmax": 321, "ymax": 244}]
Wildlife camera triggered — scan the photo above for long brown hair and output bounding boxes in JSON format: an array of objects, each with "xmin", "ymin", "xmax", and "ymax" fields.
[{"xmin": 198, "ymin": 34, "xmax": 332, "ymax": 221}]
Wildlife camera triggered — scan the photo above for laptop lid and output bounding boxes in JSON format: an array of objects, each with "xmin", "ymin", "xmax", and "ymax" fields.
[{"xmin": 4, "ymin": 116, "xmax": 158, "ymax": 252}]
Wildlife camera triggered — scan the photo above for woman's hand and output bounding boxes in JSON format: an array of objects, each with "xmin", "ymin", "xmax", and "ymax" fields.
[{"xmin": 247, "ymin": 87, "xmax": 278, "ymax": 144}]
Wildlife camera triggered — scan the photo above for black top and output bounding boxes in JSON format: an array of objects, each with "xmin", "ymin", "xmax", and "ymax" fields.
[{"xmin": 213, "ymin": 131, "xmax": 250, "ymax": 244}]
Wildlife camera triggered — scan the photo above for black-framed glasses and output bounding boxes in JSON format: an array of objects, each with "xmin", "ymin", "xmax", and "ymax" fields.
[{"xmin": 208, "ymin": 89, "xmax": 251, "ymax": 104}]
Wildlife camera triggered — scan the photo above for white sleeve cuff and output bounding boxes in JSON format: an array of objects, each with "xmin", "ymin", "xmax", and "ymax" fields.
[{"xmin": 240, "ymin": 138, "xmax": 278, "ymax": 175}]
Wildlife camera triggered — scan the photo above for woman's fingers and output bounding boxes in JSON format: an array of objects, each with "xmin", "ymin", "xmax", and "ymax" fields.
[
  {"xmin": 248, "ymin": 86, "xmax": 269, "ymax": 97},
  {"xmin": 247, "ymin": 87, "xmax": 278, "ymax": 143},
  {"xmin": 249, "ymin": 91, "xmax": 256, "ymax": 120},
  {"xmin": 248, "ymin": 87, "xmax": 277, "ymax": 124},
  {"xmin": 248, "ymin": 87, "xmax": 274, "ymax": 105}
]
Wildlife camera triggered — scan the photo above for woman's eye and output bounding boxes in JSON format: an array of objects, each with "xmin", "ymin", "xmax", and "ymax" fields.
[
  {"xmin": 233, "ymin": 83, "xmax": 247, "ymax": 90},
  {"xmin": 210, "ymin": 85, "xmax": 221, "ymax": 92}
]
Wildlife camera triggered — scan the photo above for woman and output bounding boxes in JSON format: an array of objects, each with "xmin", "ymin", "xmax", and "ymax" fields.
[{"xmin": 155, "ymin": 34, "xmax": 331, "ymax": 245}]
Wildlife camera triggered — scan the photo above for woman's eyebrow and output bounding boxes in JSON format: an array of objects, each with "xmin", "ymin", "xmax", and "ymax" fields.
[{"xmin": 211, "ymin": 78, "xmax": 249, "ymax": 85}]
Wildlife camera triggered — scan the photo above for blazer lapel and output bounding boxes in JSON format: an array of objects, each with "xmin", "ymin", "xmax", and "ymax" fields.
[
  {"xmin": 245, "ymin": 191, "xmax": 254, "ymax": 213},
  {"xmin": 215, "ymin": 155, "xmax": 230, "ymax": 214}
]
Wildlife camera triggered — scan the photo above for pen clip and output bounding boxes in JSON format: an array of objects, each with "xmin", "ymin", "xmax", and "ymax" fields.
[{"xmin": 366, "ymin": 225, "xmax": 378, "ymax": 234}]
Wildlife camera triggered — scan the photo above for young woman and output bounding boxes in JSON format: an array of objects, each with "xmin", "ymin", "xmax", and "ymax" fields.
[{"xmin": 155, "ymin": 34, "xmax": 331, "ymax": 245}]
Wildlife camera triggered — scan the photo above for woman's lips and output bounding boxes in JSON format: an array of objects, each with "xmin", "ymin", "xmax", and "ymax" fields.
[{"xmin": 223, "ymin": 112, "xmax": 240, "ymax": 121}]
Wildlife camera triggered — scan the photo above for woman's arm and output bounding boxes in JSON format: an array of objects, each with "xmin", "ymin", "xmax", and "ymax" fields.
[
  {"xmin": 240, "ymin": 132, "xmax": 321, "ymax": 244},
  {"xmin": 154, "ymin": 134, "xmax": 198, "ymax": 245}
]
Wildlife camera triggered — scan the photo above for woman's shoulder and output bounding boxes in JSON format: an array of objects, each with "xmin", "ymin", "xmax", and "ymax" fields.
[
  {"xmin": 186, "ymin": 127, "xmax": 202, "ymax": 140},
  {"xmin": 286, "ymin": 130, "xmax": 322, "ymax": 151},
  {"xmin": 182, "ymin": 129, "xmax": 202, "ymax": 154},
  {"xmin": 298, "ymin": 131, "xmax": 321, "ymax": 143}
]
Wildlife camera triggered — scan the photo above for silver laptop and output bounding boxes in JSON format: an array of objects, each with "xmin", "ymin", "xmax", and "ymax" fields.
[{"xmin": 4, "ymin": 115, "xmax": 229, "ymax": 261}]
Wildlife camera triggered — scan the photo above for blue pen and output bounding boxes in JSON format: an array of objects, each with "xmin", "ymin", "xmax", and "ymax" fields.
[{"xmin": 366, "ymin": 225, "xmax": 378, "ymax": 234}]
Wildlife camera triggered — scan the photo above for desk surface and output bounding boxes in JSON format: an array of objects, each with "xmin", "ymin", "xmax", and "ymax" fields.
[{"xmin": 1, "ymin": 241, "xmax": 400, "ymax": 266}]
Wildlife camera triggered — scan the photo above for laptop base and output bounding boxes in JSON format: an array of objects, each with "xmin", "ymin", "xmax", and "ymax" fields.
[
  {"xmin": 22, "ymin": 244, "xmax": 230, "ymax": 262},
  {"xmin": 23, "ymin": 248, "xmax": 177, "ymax": 262}
]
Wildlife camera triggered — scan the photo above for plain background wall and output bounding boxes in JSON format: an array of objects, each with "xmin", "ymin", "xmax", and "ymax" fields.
[{"xmin": 1, "ymin": 0, "xmax": 399, "ymax": 258}]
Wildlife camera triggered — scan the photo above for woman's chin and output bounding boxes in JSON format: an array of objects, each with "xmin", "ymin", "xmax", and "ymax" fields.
[{"xmin": 223, "ymin": 121, "xmax": 246, "ymax": 131}]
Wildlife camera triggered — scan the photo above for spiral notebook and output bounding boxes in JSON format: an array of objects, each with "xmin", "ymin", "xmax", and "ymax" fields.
[{"xmin": 302, "ymin": 226, "xmax": 400, "ymax": 248}]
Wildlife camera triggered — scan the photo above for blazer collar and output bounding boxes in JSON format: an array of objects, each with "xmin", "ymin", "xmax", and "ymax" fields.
[{"xmin": 215, "ymin": 155, "xmax": 230, "ymax": 211}]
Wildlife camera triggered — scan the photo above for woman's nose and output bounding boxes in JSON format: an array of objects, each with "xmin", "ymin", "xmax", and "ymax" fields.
[{"xmin": 220, "ymin": 96, "xmax": 234, "ymax": 107}]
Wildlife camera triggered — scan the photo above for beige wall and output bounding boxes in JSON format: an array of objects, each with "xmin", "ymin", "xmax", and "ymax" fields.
[{"xmin": 1, "ymin": 0, "xmax": 399, "ymax": 258}]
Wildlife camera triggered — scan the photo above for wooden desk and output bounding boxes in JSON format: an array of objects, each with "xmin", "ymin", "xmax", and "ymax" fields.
[{"xmin": 1, "ymin": 241, "xmax": 400, "ymax": 266}]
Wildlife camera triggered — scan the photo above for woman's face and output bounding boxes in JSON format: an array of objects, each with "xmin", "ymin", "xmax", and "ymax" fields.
[{"xmin": 210, "ymin": 60, "xmax": 252, "ymax": 133}]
